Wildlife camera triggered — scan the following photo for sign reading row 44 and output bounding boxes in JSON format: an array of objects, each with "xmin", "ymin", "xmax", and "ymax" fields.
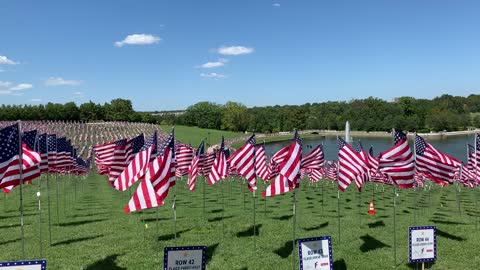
[
  {"xmin": 409, "ymin": 226, "xmax": 437, "ymax": 263},
  {"xmin": 0, "ymin": 260, "xmax": 46, "ymax": 270},
  {"xmin": 298, "ymin": 236, "xmax": 333, "ymax": 270},
  {"xmin": 164, "ymin": 246, "xmax": 206, "ymax": 270}
]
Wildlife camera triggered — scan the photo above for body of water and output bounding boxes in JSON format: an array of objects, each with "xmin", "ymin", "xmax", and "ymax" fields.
[{"xmin": 264, "ymin": 134, "xmax": 477, "ymax": 164}]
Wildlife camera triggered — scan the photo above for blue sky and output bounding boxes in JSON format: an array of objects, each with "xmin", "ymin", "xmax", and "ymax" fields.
[{"xmin": 1, "ymin": 0, "xmax": 479, "ymax": 111}]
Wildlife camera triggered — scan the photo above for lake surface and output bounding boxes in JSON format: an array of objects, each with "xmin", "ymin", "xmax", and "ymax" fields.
[{"xmin": 264, "ymin": 134, "xmax": 477, "ymax": 164}]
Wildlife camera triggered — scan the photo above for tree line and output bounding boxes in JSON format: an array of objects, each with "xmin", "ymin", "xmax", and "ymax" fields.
[{"xmin": 1, "ymin": 94, "xmax": 480, "ymax": 132}]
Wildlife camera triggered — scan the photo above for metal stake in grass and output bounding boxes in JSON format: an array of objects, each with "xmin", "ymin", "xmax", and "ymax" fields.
[
  {"xmin": 393, "ymin": 186, "xmax": 397, "ymax": 266},
  {"xmin": 46, "ymin": 173, "xmax": 52, "ymax": 246},
  {"xmin": 17, "ymin": 121, "xmax": 26, "ymax": 260},
  {"xmin": 253, "ymin": 189, "xmax": 257, "ymax": 250},
  {"xmin": 37, "ymin": 177, "xmax": 43, "ymax": 258},
  {"xmin": 292, "ymin": 189, "xmax": 297, "ymax": 270},
  {"xmin": 173, "ymin": 194, "xmax": 177, "ymax": 245},
  {"xmin": 337, "ymin": 190, "xmax": 341, "ymax": 244}
]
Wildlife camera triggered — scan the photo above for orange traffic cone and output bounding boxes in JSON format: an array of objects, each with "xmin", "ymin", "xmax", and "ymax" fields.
[{"xmin": 368, "ymin": 200, "xmax": 375, "ymax": 215}]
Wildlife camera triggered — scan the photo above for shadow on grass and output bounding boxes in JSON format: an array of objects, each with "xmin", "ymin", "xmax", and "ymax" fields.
[
  {"xmin": 359, "ymin": 234, "xmax": 390, "ymax": 252},
  {"xmin": 0, "ymin": 238, "xmax": 20, "ymax": 245},
  {"xmin": 206, "ymin": 243, "xmax": 219, "ymax": 264},
  {"xmin": 236, "ymin": 224, "xmax": 262, "ymax": 237},
  {"xmin": 271, "ymin": 215, "xmax": 293, "ymax": 221},
  {"xmin": 84, "ymin": 254, "xmax": 126, "ymax": 270},
  {"xmin": 0, "ymin": 224, "xmax": 22, "ymax": 229},
  {"xmin": 157, "ymin": 229, "xmax": 192, "ymax": 241},
  {"xmin": 52, "ymin": 234, "xmax": 103, "ymax": 246},
  {"xmin": 71, "ymin": 212, "xmax": 108, "ymax": 218},
  {"xmin": 430, "ymin": 219, "xmax": 465, "ymax": 225},
  {"xmin": 406, "ymin": 261, "xmax": 435, "ymax": 269},
  {"xmin": 274, "ymin": 240, "xmax": 293, "ymax": 258},
  {"xmin": 367, "ymin": 221, "xmax": 385, "ymax": 228},
  {"xmin": 57, "ymin": 219, "xmax": 106, "ymax": 227},
  {"xmin": 402, "ymin": 210, "xmax": 410, "ymax": 214},
  {"xmin": 306, "ymin": 196, "xmax": 314, "ymax": 201},
  {"xmin": 333, "ymin": 259, "xmax": 347, "ymax": 270},
  {"xmin": 208, "ymin": 215, "xmax": 234, "ymax": 222},
  {"xmin": 304, "ymin": 222, "xmax": 329, "ymax": 231},
  {"xmin": 211, "ymin": 209, "xmax": 224, "ymax": 213},
  {"xmin": 143, "ymin": 217, "xmax": 170, "ymax": 223},
  {"xmin": 436, "ymin": 229, "xmax": 466, "ymax": 241}
]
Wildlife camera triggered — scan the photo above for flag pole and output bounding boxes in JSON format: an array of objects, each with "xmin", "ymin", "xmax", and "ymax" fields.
[
  {"xmin": 253, "ymin": 189, "xmax": 256, "ymax": 250},
  {"xmin": 292, "ymin": 188, "xmax": 297, "ymax": 270},
  {"xmin": 457, "ymin": 166, "xmax": 462, "ymax": 215},
  {"xmin": 35, "ymin": 134, "xmax": 43, "ymax": 258},
  {"xmin": 46, "ymin": 150, "xmax": 52, "ymax": 246},
  {"xmin": 155, "ymin": 205, "xmax": 160, "ymax": 256},
  {"xmin": 393, "ymin": 185, "xmax": 397, "ymax": 266},
  {"xmin": 475, "ymin": 134, "xmax": 479, "ymax": 230},
  {"xmin": 173, "ymin": 193, "xmax": 177, "ymax": 245},
  {"xmin": 18, "ymin": 121, "xmax": 26, "ymax": 260},
  {"xmin": 337, "ymin": 190, "xmax": 341, "ymax": 244}
]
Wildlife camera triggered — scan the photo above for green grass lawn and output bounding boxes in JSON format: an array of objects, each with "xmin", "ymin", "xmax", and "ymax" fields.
[
  {"xmin": 1, "ymin": 174, "xmax": 480, "ymax": 269},
  {"xmin": 231, "ymin": 133, "xmax": 325, "ymax": 149},
  {"xmin": 159, "ymin": 125, "xmax": 245, "ymax": 146}
]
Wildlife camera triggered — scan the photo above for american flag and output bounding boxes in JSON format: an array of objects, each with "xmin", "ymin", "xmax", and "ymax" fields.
[
  {"xmin": 326, "ymin": 160, "xmax": 338, "ymax": 180},
  {"xmin": 175, "ymin": 144, "xmax": 194, "ymax": 178},
  {"xmin": 0, "ymin": 124, "xmax": 41, "ymax": 189},
  {"xmin": 229, "ymin": 134, "xmax": 257, "ymax": 191},
  {"xmin": 55, "ymin": 138, "xmax": 72, "ymax": 169},
  {"xmin": 200, "ymin": 153, "xmax": 215, "ymax": 177},
  {"xmin": 378, "ymin": 130, "xmax": 415, "ymax": 188},
  {"xmin": 187, "ymin": 141, "xmax": 204, "ymax": 192},
  {"xmin": 353, "ymin": 141, "xmax": 369, "ymax": 191},
  {"xmin": 113, "ymin": 132, "xmax": 156, "ymax": 191},
  {"xmin": 94, "ymin": 139, "xmax": 126, "ymax": 175},
  {"xmin": 415, "ymin": 134, "xmax": 461, "ymax": 185},
  {"xmin": 475, "ymin": 134, "xmax": 480, "ymax": 182},
  {"xmin": 266, "ymin": 146, "xmax": 290, "ymax": 181},
  {"xmin": 38, "ymin": 133, "xmax": 48, "ymax": 173},
  {"xmin": 22, "ymin": 130, "xmax": 37, "ymax": 151},
  {"xmin": 255, "ymin": 144, "xmax": 269, "ymax": 182},
  {"xmin": 337, "ymin": 137, "xmax": 369, "ymax": 191},
  {"xmin": 279, "ymin": 130, "xmax": 302, "ymax": 183},
  {"xmin": 301, "ymin": 144, "xmax": 325, "ymax": 170},
  {"xmin": 150, "ymin": 128, "xmax": 176, "ymax": 202},
  {"xmin": 108, "ymin": 133, "xmax": 144, "ymax": 184},
  {"xmin": 208, "ymin": 136, "xmax": 228, "ymax": 185},
  {"xmin": 47, "ymin": 134, "xmax": 57, "ymax": 171},
  {"xmin": 262, "ymin": 174, "xmax": 299, "ymax": 197}
]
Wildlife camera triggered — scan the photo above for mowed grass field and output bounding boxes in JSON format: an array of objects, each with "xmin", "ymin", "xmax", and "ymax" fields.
[
  {"xmin": 159, "ymin": 125, "xmax": 245, "ymax": 146},
  {"xmin": 1, "ymin": 174, "xmax": 480, "ymax": 269}
]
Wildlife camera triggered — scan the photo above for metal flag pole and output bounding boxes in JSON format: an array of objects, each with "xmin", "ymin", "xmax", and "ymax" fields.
[
  {"xmin": 475, "ymin": 134, "xmax": 479, "ymax": 230},
  {"xmin": 35, "ymin": 133, "xmax": 43, "ymax": 258},
  {"xmin": 18, "ymin": 121, "xmax": 26, "ymax": 260},
  {"xmin": 173, "ymin": 193, "xmax": 177, "ymax": 245},
  {"xmin": 393, "ymin": 186, "xmax": 397, "ymax": 266},
  {"xmin": 337, "ymin": 190, "xmax": 341, "ymax": 244},
  {"xmin": 457, "ymin": 166, "xmax": 463, "ymax": 215},
  {"xmin": 46, "ymin": 137, "xmax": 52, "ymax": 246},
  {"xmin": 253, "ymin": 189, "xmax": 257, "ymax": 250},
  {"xmin": 155, "ymin": 206, "xmax": 160, "ymax": 257},
  {"xmin": 292, "ymin": 188, "xmax": 297, "ymax": 270}
]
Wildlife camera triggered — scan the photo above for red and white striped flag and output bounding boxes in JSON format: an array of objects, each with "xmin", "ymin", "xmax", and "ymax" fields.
[
  {"xmin": 301, "ymin": 145, "xmax": 325, "ymax": 170},
  {"xmin": 337, "ymin": 137, "xmax": 369, "ymax": 191},
  {"xmin": 279, "ymin": 131, "xmax": 302, "ymax": 183},
  {"xmin": 187, "ymin": 141, "xmax": 204, "ymax": 192},
  {"xmin": 378, "ymin": 130, "xmax": 415, "ymax": 188},
  {"xmin": 208, "ymin": 136, "xmax": 227, "ymax": 185},
  {"xmin": 414, "ymin": 134, "xmax": 461, "ymax": 185},
  {"xmin": 262, "ymin": 174, "xmax": 299, "ymax": 197},
  {"xmin": 175, "ymin": 144, "xmax": 194, "ymax": 178},
  {"xmin": 229, "ymin": 134, "xmax": 257, "ymax": 191},
  {"xmin": 255, "ymin": 144, "xmax": 269, "ymax": 182}
]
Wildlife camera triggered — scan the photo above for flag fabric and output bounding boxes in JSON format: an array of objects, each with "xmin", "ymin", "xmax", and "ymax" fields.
[
  {"xmin": 255, "ymin": 144, "xmax": 269, "ymax": 182},
  {"xmin": 38, "ymin": 133, "xmax": 48, "ymax": 173},
  {"xmin": 378, "ymin": 130, "xmax": 415, "ymax": 188},
  {"xmin": 337, "ymin": 137, "xmax": 369, "ymax": 191},
  {"xmin": 94, "ymin": 139, "xmax": 126, "ymax": 174},
  {"xmin": 262, "ymin": 174, "xmax": 299, "ymax": 197},
  {"xmin": 301, "ymin": 145, "xmax": 325, "ymax": 170},
  {"xmin": 267, "ymin": 146, "xmax": 290, "ymax": 181},
  {"xmin": 108, "ymin": 133, "xmax": 144, "ymax": 184},
  {"xmin": 175, "ymin": 144, "xmax": 194, "ymax": 178},
  {"xmin": 229, "ymin": 134, "xmax": 257, "ymax": 191},
  {"xmin": 475, "ymin": 134, "xmax": 480, "ymax": 182},
  {"xmin": 0, "ymin": 124, "xmax": 42, "ymax": 189},
  {"xmin": 113, "ymin": 132, "xmax": 157, "ymax": 191},
  {"xmin": 22, "ymin": 130, "xmax": 37, "ymax": 151},
  {"xmin": 208, "ymin": 136, "xmax": 227, "ymax": 185},
  {"xmin": 353, "ymin": 142, "xmax": 369, "ymax": 191},
  {"xmin": 326, "ymin": 160, "xmax": 338, "ymax": 180},
  {"xmin": 414, "ymin": 134, "xmax": 461, "ymax": 185},
  {"xmin": 124, "ymin": 129, "xmax": 175, "ymax": 213},
  {"xmin": 187, "ymin": 141, "xmax": 204, "ymax": 192},
  {"xmin": 200, "ymin": 153, "xmax": 215, "ymax": 176},
  {"xmin": 55, "ymin": 138, "xmax": 72, "ymax": 169},
  {"xmin": 279, "ymin": 130, "xmax": 302, "ymax": 183},
  {"xmin": 47, "ymin": 134, "xmax": 57, "ymax": 171}
]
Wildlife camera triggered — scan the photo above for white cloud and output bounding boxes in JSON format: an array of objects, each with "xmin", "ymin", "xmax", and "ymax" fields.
[
  {"xmin": 114, "ymin": 34, "xmax": 161, "ymax": 47},
  {"xmin": 273, "ymin": 3, "xmax": 280, "ymax": 7},
  {"xmin": 217, "ymin": 46, "xmax": 254, "ymax": 55},
  {"xmin": 200, "ymin": 72, "xmax": 226, "ymax": 79},
  {"xmin": 45, "ymin": 77, "xmax": 81, "ymax": 86},
  {"xmin": 200, "ymin": 58, "xmax": 228, "ymax": 68},
  {"xmin": 0, "ymin": 55, "xmax": 18, "ymax": 65},
  {"xmin": 74, "ymin": 91, "xmax": 84, "ymax": 95},
  {"xmin": 0, "ymin": 90, "xmax": 12, "ymax": 95},
  {"xmin": 0, "ymin": 81, "xmax": 12, "ymax": 88},
  {"xmin": 29, "ymin": 98, "xmax": 42, "ymax": 102},
  {"xmin": 11, "ymin": 83, "xmax": 33, "ymax": 90},
  {"xmin": 12, "ymin": 93, "xmax": 24, "ymax": 96}
]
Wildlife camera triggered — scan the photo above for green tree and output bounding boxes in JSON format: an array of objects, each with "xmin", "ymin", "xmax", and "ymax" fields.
[{"xmin": 221, "ymin": 101, "xmax": 249, "ymax": 131}]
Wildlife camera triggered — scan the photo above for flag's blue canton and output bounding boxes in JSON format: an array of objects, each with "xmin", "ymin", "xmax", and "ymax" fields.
[
  {"xmin": 196, "ymin": 141, "xmax": 205, "ymax": 157},
  {"xmin": 0, "ymin": 124, "xmax": 19, "ymax": 163},
  {"xmin": 369, "ymin": 146, "xmax": 375, "ymax": 156},
  {"xmin": 476, "ymin": 133, "xmax": 480, "ymax": 151},
  {"xmin": 294, "ymin": 130, "xmax": 302, "ymax": 148},
  {"xmin": 247, "ymin": 134, "xmax": 256, "ymax": 146},
  {"xmin": 394, "ymin": 129, "xmax": 407, "ymax": 145},
  {"xmin": 337, "ymin": 137, "xmax": 347, "ymax": 149},
  {"xmin": 47, "ymin": 134, "xmax": 57, "ymax": 152},
  {"xmin": 468, "ymin": 144, "xmax": 474, "ymax": 156},
  {"xmin": 140, "ymin": 132, "xmax": 156, "ymax": 152},
  {"xmin": 22, "ymin": 130, "xmax": 37, "ymax": 150},
  {"xmin": 115, "ymin": 139, "xmax": 127, "ymax": 147},
  {"xmin": 355, "ymin": 141, "xmax": 364, "ymax": 153},
  {"xmin": 220, "ymin": 136, "xmax": 225, "ymax": 151},
  {"xmin": 73, "ymin": 148, "xmax": 77, "ymax": 159},
  {"xmin": 414, "ymin": 135, "xmax": 427, "ymax": 156},
  {"xmin": 38, "ymin": 134, "xmax": 47, "ymax": 154},
  {"xmin": 224, "ymin": 148, "xmax": 230, "ymax": 159},
  {"xmin": 131, "ymin": 134, "xmax": 145, "ymax": 155},
  {"xmin": 57, "ymin": 138, "xmax": 68, "ymax": 152},
  {"xmin": 159, "ymin": 130, "xmax": 175, "ymax": 157}
]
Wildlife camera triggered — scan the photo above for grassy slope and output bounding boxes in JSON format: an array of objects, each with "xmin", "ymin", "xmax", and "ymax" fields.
[
  {"xmin": 159, "ymin": 125, "xmax": 245, "ymax": 146},
  {"xmin": 1, "ymin": 174, "xmax": 479, "ymax": 269},
  {"xmin": 231, "ymin": 133, "xmax": 325, "ymax": 149}
]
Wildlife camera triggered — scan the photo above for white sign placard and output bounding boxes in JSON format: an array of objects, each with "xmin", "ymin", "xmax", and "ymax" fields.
[
  {"xmin": 298, "ymin": 236, "xmax": 333, "ymax": 270},
  {"xmin": 409, "ymin": 226, "xmax": 437, "ymax": 263},
  {"xmin": 164, "ymin": 246, "xmax": 206, "ymax": 270},
  {"xmin": 0, "ymin": 260, "xmax": 46, "ymax": 270}
]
